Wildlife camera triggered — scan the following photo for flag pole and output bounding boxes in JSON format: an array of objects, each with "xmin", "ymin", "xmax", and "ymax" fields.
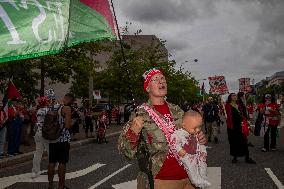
[{"xmin": 110, "ymin": 0, "xmax": 135, "ymax": 103}]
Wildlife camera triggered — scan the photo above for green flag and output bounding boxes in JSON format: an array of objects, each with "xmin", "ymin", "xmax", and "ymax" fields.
[{"xmin": 0, "ymin": 0, "xmax": 116, "ymax": 63}]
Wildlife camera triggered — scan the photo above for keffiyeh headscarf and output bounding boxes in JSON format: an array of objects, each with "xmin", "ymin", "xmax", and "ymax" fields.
[
  {"xmin": 142, "ymin": 68, "xmax": 163, "ymax": 91},
  {"xmin": 45, "ymin": 88, "xmax": 56, "ymax": 100},
  {"xmin": 37, "ymin": 96, "xmax": 49, "ymax": 106}
]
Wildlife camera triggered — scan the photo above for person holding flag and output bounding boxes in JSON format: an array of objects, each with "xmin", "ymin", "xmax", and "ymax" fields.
[{"xmin": 3, "ymin": 81, "xmax": 22, "ymax": 156}]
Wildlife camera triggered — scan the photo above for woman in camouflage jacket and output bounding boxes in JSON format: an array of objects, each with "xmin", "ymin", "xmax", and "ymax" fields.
[{"xmin": 118, "ymin": 68, "xmax": 206, "ymax": 189}]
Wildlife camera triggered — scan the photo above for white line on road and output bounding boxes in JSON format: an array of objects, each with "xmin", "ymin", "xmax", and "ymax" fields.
[
  {"xmin": 88, "ymin": 164, "xmax": 132, "ymax": 189},
  {"xmin": 0, "ymin": 163, "xmax": 105, "ymax": 189},
  {"xmin": 112, "ymin": 167, "xmax": 221, "ymax": 189},
  {"xmin": 207, "ymin": 167, "xmax": 221, "ymax": 189},
  {"xmin": 265, "ymin": 168, "xmax": 284, "ymax": 189}
]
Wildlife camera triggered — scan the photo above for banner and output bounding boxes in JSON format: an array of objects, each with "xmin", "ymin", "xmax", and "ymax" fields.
[
  {"xmin": 239, "ymin": 78, "xmax": 251, "ymax": 92},
  {"xmin": 0, "ymin": 0, "xmax": 116, "ymax": 63},
  {"xmin": 208, "ymin": 76, "xmax": 229, "ymax": 95}
]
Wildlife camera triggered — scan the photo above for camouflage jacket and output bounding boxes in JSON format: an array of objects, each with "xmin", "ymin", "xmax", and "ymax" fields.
[{"xmin": 118, "ymin": 101, "xmax": 184, "ymax": 189}]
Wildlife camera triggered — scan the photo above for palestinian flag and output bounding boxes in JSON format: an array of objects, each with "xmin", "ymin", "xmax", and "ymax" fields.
[
  {"xmin": 0, "ymin": 0, "xmax": 117, "ymax": 63},
  {"xmin": 2, "ymin": 81, "xmax": 21, "ymax": 121}
]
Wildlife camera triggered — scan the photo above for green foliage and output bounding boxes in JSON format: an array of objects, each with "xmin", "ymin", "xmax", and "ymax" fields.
[
  {"xmin": 0, "ymin": 32, "xmax": 200, "ymax": 105},
  {"xmin": 256, "ymin": 82, "xmax": 284, "ymax": 102},
  {"xmin": 67, "ymin": 42, "xmax": 111, "ymax": 98},
  {"xmin": 0, "ymin": 42, "xmax": 110, "ymax": 99},
  {"xmin": 0, "ymin": 60, "xmax": 40, "ymax": 99},
  {"xmin": 95, "ymin": 37, "xmax": 200, "ymax": 105}
]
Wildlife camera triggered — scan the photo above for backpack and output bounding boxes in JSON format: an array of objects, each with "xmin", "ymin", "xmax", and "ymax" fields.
[
  {"xmin": 42, "ymin": 106, "xmax": 62, "ymax": 140},
  {"xmin": 206, "ymin": 105, "xmax": 216, "ymax": 120}
]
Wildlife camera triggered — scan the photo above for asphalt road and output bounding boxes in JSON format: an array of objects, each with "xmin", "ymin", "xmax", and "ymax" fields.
[{"xmin": 0, "ymin": 125, "xmax": 284, "ymax": 189}]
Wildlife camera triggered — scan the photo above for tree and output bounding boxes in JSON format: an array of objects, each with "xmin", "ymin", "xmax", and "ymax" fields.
[
  {"xmin": 0, "ymin": 60, "xmax": 40, "ymax": 99},
  {"xmin": 0, "ymin": 41, "xmax": 109, "ymax": 99},
  {"xmin": 67, "ymin": 42, "xmax": 111, "ymax": 98},
  {"xmin": 94, "ymin": 35, "xmax": 200, "ymax": 105}
]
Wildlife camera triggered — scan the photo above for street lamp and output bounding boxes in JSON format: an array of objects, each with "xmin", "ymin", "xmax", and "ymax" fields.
[{"xmin": 179, "ymin": 58, "xmax": 199, "ymax": 72}]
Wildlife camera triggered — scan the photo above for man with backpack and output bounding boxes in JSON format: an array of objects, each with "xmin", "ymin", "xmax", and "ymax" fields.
[
  {"xmin": 47, "ymin": 93, "xmax": 75, "ymax": 189},
  {"xmin": 31, "ymin": 96, "xmax": 50, "ymax": 178},
  {"xmin": 202, "ymin": 97, "xmax": 220, "ymax": 143}
]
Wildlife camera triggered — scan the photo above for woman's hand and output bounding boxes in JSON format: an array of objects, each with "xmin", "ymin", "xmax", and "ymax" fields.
[
  {"xmin": 130, "ymin": 116, "xmax": 144, "ymax": 135},
  {"xmin": 197, "ymin": 131, "xmax": 207, "ymax": 145}
]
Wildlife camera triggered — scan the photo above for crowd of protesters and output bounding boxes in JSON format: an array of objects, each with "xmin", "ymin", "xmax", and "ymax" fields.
[
  {"xmin": 0, "ymin": 98, "xmax": 38, "ymax": 158},
  {"xmin": 0, "ymin": 92, "xmax": 131, "ymax": 161},
  {"xmin": 2, "ymin": 64, "xmax": 282, "ymax": 189},
  {"xmin": 183, "ymin": 92, "xmax": 284, "ymax": 166}
]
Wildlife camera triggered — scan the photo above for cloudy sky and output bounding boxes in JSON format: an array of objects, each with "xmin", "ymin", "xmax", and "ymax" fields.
[{"xmin": 114, "ymin": 0, "xmax": 284, "ymax": 92}]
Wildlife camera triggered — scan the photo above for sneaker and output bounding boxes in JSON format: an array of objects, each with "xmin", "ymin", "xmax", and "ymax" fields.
[
  {"xmin": 245, "ymin": 158, "xmax": 256, "ymax": 164},
  {"xmin": 31, "ymin": 172, "xmax": 38, "ymax": 179},
  {"xmin": 271, "ymin": 148, "xmax": 278, "ymax": 151},
  {"xmin": 261, "ymin": 148, "xmax": 267, "ymax": 152}
]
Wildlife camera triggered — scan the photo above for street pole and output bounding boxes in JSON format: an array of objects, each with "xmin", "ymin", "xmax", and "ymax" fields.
[
  {"xmin": 40, "ymin": 59, "xmax": 45, "ymax": 97},
  {"xmin": 89, "ymin": 72, "xmax": 93, "ymax": 106}
]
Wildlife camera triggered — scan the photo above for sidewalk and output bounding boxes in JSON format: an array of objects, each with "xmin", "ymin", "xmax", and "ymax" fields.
[{"xmin": 0, "ymin": 124, "xmax": 123, "ymax": 169}]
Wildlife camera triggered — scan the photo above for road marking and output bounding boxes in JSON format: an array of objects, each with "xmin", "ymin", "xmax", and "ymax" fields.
[
  {"xmin": 208, "ymin": 167, "xmax": 221, "ymax": 189},
  {"xmin": 265, "ymin": 168, "xmax": 284, "ymax": 189},
  {"xmin": 112, "ymin": 180, "xmax": 136, "ymax": 189},
  {"xmin": 88, "ymin": 164, "xmax": 131, "ymax": 189},
  {"xmin": 112, "ymin": 167, "xmax": 221, "ymax": 189},
  {"xmin": 0, "ymin": 163, "xmax": 105, "ymax": 188}
]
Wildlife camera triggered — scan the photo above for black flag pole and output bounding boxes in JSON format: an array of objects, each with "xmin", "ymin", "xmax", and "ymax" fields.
[{"xmin": 110, "ymin": 0, "xmax": 135, "ymax": 104}]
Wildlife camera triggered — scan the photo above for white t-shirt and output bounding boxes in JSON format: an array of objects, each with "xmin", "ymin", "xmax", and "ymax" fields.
[{"xmin": 36, "ymin": 107, "xmax": 49, "ymax": 131}]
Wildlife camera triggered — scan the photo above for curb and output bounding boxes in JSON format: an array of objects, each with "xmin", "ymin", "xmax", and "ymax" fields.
[{"xmin": 0, "ymin": 131, "xmax": 122, "ymax": 169}]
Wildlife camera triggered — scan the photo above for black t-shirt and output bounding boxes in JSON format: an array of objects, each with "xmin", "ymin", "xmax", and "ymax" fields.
[{"xmin": 202, "ymin": 103, "xmax": 219, "ymax": 122}]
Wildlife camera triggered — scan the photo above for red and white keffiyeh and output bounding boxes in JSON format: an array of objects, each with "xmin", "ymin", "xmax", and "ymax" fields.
[{"xmin": 142, "ymin": 68, "xmax": 163, "ymax": 91}]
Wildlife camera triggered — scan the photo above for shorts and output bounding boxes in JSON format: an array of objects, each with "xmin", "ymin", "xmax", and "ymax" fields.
[{"xmin": 49, "ymin": 142, "xmax": 70, "ymax": 164}]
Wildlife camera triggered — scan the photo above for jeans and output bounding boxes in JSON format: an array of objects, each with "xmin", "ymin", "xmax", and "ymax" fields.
[
  {"xmin": 264, "ymin": 125, "xmax": 277, "ymax": 150},
  {"xmin": 32, "ymin": 131, "xmax": 49, "ymax": 174},
  {"xmin": 7, "ymin": 119, "xmax": 22, "ymax": 154},
  {"xmin": 0, "ymin": 127, "xmax": 7, "ymax": 155}
]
